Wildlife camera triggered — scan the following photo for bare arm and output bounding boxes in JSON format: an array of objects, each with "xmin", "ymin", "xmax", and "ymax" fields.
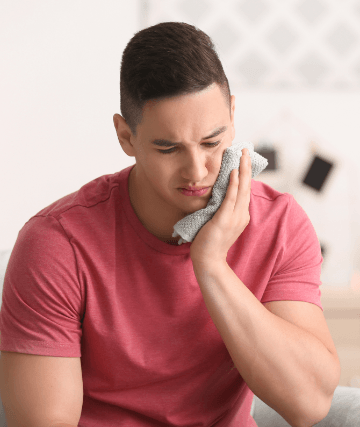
[
  {"xmin": 191, "ymin": 260, "xmax": 339, "ymax": 427},
  {"xmin": 0, "ymin": 351, "xmax": 83, "ymax": 427}
]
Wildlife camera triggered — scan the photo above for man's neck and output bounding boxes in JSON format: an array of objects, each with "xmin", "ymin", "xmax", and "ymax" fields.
[{"xmin": 128, "ymin": 166, "xmax": 182, "ymax": 245}]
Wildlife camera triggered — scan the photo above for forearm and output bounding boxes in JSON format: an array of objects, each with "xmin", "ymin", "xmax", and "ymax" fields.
[{"xmin": 192, "ymin": 260, "xmax": 337, "ymax": 427}]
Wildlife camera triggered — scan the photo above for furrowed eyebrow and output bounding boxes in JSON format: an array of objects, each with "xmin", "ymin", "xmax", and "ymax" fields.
[{"xmin": 150, "ymin": 126, "xmax": 228, "ymax": 147}]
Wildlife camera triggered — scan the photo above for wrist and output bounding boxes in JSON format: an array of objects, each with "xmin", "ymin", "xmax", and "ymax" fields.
[{"xmin": 191, "ymin": 254, "xmax": 228, "ymax": 270}]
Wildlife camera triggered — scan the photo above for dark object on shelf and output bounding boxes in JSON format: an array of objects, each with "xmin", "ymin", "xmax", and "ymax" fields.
[
  {"xmin": 302, "ymin": 154, "xmax": 334, "ymax": 192},
  {"xmin": 257, "ymin": 147, "xmax": 277, "ymax": 171}
]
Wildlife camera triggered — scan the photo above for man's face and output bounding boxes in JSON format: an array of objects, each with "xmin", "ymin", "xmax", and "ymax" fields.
[
  {"xmin": 126, "ymin": 83, "xmax": 236, "ymax": 228},
  {"xmin": 130, "ymin": 83, "xmax": 236, "ymax": 218}
]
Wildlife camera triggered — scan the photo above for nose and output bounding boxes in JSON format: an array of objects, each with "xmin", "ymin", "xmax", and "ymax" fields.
[{"xmin": 180, "ymin": 150, "xmax": 210, "ymax": 184}]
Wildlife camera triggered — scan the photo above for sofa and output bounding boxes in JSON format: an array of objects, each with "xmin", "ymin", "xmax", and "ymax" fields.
[
  {"xmin": 0, "ymin": 249, "xmax": 359, "ymax": 426},
  {"xmin": 250, "ymin": 385, "xmax": 360, "ymax": 426}
]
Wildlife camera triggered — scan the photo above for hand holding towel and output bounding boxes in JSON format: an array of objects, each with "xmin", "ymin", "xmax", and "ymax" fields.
[{"xmin": 172, "ymin": 141, "xmax": 268, "ymax": 245}]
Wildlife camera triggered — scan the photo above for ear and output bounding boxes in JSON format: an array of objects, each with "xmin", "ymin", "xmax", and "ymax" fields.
[
  {"xmin": 113, "ymin": 114, "xmax": 136, "ymax": 157},
  {"xmin": 230, "ymin": 95, "xmax": 236, "ymax": 141}
]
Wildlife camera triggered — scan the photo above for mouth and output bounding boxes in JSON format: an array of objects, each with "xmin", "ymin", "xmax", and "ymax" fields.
[
  {"xmin": 179, "ymin": 187, "xmax": 210, "ymax": 196},
  {"xmin": 181, "ymin": 186, "xmax": 209, "ymax": 191}
]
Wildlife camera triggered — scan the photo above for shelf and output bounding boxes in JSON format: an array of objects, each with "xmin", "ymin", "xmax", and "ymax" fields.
[
  {"xmin": 319, "ymin": 287, "xmax": 360, "ymax": 388},
  {"xmin": 320, "ymin": 286, "xmax": 360, "ymax": 311},
  {"xmin": 336, "ymin": 346, "xmax": 360, "ymax": 388}
]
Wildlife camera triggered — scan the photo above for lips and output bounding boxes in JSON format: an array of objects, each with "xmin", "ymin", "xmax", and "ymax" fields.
[
  {"xmin": 179, "ymin": 187, "xmax": 210, "ymax": 196},
  {"xmin": 181, "ymin": 186, "xmax": 209, "ymax": 191}
]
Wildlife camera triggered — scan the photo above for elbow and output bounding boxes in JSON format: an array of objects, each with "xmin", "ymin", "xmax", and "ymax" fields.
[
  {"xmin": 295, "ymin": 393, "xmax": 334, "ymax": 427},
  {"xmin": 312, "ymin": 395, "xmax": 333, "ymax": 426},
  {"xmin": 295, "ymin": 364, "xmax": 339, "ymax": 427}
]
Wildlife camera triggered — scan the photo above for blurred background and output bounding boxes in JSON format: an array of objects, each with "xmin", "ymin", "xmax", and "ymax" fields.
[{"xmin": 0, "ymin": 0, "xmax": 359, "ymax": 387}]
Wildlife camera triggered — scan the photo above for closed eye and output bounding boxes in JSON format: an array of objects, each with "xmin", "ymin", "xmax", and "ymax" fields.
[{"xmin": 157, "ymin": 140, "xmax": 221, "ymax": 154}]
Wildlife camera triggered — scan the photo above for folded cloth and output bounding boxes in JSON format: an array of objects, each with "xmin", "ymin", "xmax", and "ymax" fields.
[{"xmin": 172, "ymin": 141, "xmax": 268, "ymax": 245}]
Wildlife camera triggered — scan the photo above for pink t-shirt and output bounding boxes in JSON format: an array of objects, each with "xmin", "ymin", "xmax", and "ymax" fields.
[{"xmin": 0, "ymin": 164, "xmax": 323, "ymax": 426}]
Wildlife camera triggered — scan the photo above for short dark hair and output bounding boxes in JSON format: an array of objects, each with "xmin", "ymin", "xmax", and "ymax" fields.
[{"xmin": 120, "ymin": 22, "xmax": 231, "ymax": 136}]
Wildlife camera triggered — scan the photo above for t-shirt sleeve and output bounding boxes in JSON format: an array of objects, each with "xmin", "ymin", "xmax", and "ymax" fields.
[
  {"xmin": 0, "ymin": 215, "xmax": 82, "ymax": 356},
  {"xmin": 261, "ymin": 194, "xmax": 324, "ymax": 311}
]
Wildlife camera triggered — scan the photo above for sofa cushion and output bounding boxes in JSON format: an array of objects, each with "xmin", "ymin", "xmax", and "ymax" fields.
[{"xmin": 252, "ymin": 386, "xmax": 360, "ymax": 426}]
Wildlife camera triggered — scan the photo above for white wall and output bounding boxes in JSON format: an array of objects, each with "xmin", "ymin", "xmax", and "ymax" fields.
[
  {"xmin": 1, "ymin": 1, "xmax": 360, "ymax": 290},
  {"xmin": 0, "ymin": 0, "xmax": 140, "ymax": 250},
  {"xmin": 234, "ymin": 91, "xmax": 360, "ymax": 288},
  {"xmin": 142, "ymin": 0, "xmax": 360, "ymax": 288}
]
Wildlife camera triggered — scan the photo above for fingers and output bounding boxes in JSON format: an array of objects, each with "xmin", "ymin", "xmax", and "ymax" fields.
[
  {"xmin": 235, "ymin": 148, "xmax": 251, "ymax": 210},
  {"xmin": 223, "ymin": 169, "xmax": 239, "ymax": 207},
  {"xmin": 230, "ymin": 149, "xmax": 250, "ymax": 189},
  {"xmin": 232, "ymin": 168, "xmax": 239, "ymax": 183},
  {"xmin": 241, "ymin": 148, "xmax": 250, "ymax": 167},
  {"xmin": 226, "ymin": 149, "xmax": 251, "ymax": 205},
  {"xmin": 240, "ymin": 148, "xmax": 251, "ymax": 183}
]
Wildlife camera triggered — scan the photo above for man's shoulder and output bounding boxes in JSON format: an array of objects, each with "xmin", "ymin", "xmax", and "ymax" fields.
[
  {"xmin": 251, "ymin": 179, "xmax": 291, "ymax": 204},
  {"xmin": 34, "ymin": 170, "xmax": 125, "ymax": 220}
]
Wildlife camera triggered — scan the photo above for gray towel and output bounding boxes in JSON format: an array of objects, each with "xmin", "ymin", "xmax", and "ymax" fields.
[{"xmin": 172, "ymin": 141, "xmax": 268, "ymax": 245}]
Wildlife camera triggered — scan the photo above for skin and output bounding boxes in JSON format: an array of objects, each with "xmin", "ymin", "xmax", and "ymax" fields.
[{"xmin": 113, "ymin": 82, "xmax": 236, "ymax": 245}]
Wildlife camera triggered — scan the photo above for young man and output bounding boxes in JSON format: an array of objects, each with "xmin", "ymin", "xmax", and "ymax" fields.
[{"xmin": 0, "ymin": 22, "xmax": 340, "ymax": 427}]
